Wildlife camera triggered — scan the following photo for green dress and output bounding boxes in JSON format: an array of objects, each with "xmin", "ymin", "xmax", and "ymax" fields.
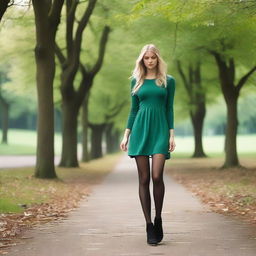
[{"xmin": 126, "ymin": 75, "xmax": 176, "ymax": 160}]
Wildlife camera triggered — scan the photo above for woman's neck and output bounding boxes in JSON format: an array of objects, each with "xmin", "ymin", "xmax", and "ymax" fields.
[{"xmin": 145, "ymin": 70, "xmax": 157, "ymax": 79}]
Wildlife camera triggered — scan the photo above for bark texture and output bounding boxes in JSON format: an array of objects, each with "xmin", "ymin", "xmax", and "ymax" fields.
[{"xmin": 32, "ymin": 0, "xmax": 64, "ymax": 178}]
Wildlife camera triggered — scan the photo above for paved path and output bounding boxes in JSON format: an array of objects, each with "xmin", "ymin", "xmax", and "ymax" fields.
[
  {"xmin": 0, "ymin": 156, "xmax": 63, "ymax": 169},
  {"xmin": 6, "ymin": 154, "xmax": 256, "ymax": 256}
]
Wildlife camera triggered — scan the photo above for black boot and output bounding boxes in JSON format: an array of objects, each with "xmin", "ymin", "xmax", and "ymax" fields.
[
  {"xmin": 146, "ymin": 222, "xmax": 158, "ymax": 245},
  {"xmin": 154, "ymin": 216, "xmax": 163, "ymax": 243}
]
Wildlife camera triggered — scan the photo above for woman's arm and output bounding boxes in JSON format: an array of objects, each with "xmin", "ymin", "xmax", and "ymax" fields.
[
  {"xmin": 120, "ymin": 79, "xmax": 139, "ymax": 151},
  {"xmin": 123, "ymin": 128, "xmax": 131, "ymax": 139},
  {"xmin": 169, "ymin": 128, "xmax": 174, "ymax": 138},
  {"xmin": 125, "ymin": 78, "xmax": 139, "ymax": 134},
  {"xmin": 166, "ymin": 76, "xmax": 176, "ymax": 152},
  {"xmin": 166, "ymin": 76, "xmax": 176, "ymax": 131}
]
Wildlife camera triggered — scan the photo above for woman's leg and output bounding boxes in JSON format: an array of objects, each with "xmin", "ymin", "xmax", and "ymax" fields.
[
  {"xmin": 152, "ymin": 154, "xmax": 166, "ymax": 218},
  {"xmin": 134, "ymin": 155, "xmax": 152, "ymax": 224}
]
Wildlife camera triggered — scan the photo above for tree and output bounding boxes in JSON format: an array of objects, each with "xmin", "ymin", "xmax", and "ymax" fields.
[
  {"xmin": 55, "ymin": 0, "xmax": 110, "ymax": 167},
  {"xmin": 0, "ymin": 77, "xmax": 9, "ymax": 144},
  {"xmin": 88, "ymin": 93, "xmax": 126, "ymax": 159},
  {"xmin": 209, "ymin": 49, "xmax": 256, "ymax": 167},
  {"xmin": 32, "ymin": 0, "xmax": 64, "ymax": 178},
  {"xmin": 105, "ymin": 122, "xmax": 121, "ymax": 154},
  {"xmin": 127, "ymin": 0, "xmax": 256, "ymax": 168},
  {"xmin": 176, "ymin": 60, "xmax": 207, "ymax": 157},
  {"xmin": 81, "ymin": 91, "xmax": 90, "ymax": 161}
]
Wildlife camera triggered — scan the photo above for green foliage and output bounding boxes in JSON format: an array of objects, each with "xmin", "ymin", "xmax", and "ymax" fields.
[
  {"xmin": 117, "ymin": 0, "xmax": 256, "ymax": 130},
  {"xmin": 0, "ymin": 0, "xmax": 255, "ymax": 137},
  {"xmin": 0, "ymin": 7, "xmax": 37, "ymax": 122}
]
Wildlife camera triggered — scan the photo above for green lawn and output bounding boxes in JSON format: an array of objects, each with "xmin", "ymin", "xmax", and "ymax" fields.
[
  {"xmin": 0, "ymin": 153, "xmax": 122, "ymax": 214},
  {"xmin": 0, "ymin": 129, "xmax": 62, "ymax": 155},
  {"xmin": 0, "ymin": 129, "xmax": 255, "ymax": 156}
]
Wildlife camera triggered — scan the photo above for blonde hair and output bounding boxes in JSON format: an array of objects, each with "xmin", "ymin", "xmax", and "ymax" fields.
[{"xmin": 129, "ymin": 44, "xmax": 167, "ymax": 95}]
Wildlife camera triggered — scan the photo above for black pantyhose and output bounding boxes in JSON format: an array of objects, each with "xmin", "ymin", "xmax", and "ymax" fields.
[
  {"xmin": 135, "ymin": 155, "xmax": 151, "ymax": 223},
  {"xmin": 135, "ymin": 154, "xmax": 166, "ymax": 224},
  {"xmin": 152, "ymin": 154, "xmax": 165, "ymax": 218}
]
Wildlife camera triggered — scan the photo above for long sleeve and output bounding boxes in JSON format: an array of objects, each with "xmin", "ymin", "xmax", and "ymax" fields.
[
  {"xmin": 166, "ymin": 76, "xmax": 176, "ymax": 129},
  {"xmin": 126, "ymin": 78, "xmax": 139, "ymax": 130}
]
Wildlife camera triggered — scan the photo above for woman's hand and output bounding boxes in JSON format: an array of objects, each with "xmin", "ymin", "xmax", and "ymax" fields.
[
  {"xmin": 169, "ymin": 136, "xmax": 176, "ymax": 152},
  {"xmin": 120, "ymin": 137, "xmax": 129, "ymax": 152},
  {"xmin": 120, "ymin": 129, "xmax": 131, "ymax": 152}
]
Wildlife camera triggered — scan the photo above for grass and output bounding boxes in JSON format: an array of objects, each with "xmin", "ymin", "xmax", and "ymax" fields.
[
  {"xmin": 0, "ymin": 129, "xmax": 63, "ymax": 155},
  {"xmin": 0, "ymin": 144, "xmax": 36, "ymax": 155},
  {"xmin": 172, "ymin": 151, "xmax": 256, "ymax": 159},
  {"xmin": 0, "ymin": 198, "xmax": 23, "ymax": 213},
  {"xmin": 0, "ymin": 129, "xmax": 255, "ymax": 156},
  {"xmin": 0, "ymin": 152, "xmax": 122, "ymax": 214}
]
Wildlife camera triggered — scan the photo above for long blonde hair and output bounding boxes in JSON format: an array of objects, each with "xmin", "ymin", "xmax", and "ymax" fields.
[{"xmin": 129, "ymin": 44, "xmax": 167, "ymax": 95}]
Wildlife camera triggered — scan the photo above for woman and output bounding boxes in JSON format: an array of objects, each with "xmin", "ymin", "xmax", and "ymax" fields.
[{"xmin": 120, "ymin": 44, "xmax": 176, "ymax": 245}]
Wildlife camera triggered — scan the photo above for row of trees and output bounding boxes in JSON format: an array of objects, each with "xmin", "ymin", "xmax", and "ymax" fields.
[
  {"xmin": 126, "ymin": 0, "xmax": 256, "ymax": 168},
  {"xmin": 0, "ymin": 0, "xmax": 255, "ymax": 178},
  {"xmin": 0, "ymin": 0, "xmax": 122, "ymax": 178},
  {"xmin": 1, "ymin": 0, "xmax": 135, "ymax": 176}
]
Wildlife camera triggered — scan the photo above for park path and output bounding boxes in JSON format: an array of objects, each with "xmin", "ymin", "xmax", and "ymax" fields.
[
  {"xmin": 6, "ymin": 154, "xmax": 256, "ymax": 256},
  {"xmin": 0, "ymin": 156, "xmax": 61, "ymax": 169}
]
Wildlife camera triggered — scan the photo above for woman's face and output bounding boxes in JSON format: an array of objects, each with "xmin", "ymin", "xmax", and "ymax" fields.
[{"xmin": 143, "ymin": 51, "xmax": 158, "ymax": 71}]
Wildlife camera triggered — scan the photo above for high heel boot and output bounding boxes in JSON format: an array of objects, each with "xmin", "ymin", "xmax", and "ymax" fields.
[
  {"xmin": 154, "ymin": 216, "xmax": 163, "ymax": 243},
  {"xmin": 146, "ymin": 222, "xmax": 158, "ymax": 245}
]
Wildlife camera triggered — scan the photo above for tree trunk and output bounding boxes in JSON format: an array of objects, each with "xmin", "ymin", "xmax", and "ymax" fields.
[
  {"xmin": 0, "ymin": 0, "xmax": 10, "ymax": 22},
  {"xmin": 113, "ymin": 129, "xmax": 121, "ymax": 152},
  {"xmin": 82, "ymin": 92, "xmax": 90, "ymax": 162},
  {"xmin": 210, "ymin": 50, "xmax": 256, "ymax": 168},
  {"xmin": 105, "ymin": 123, "xmax": 120, "ymax": 154},
  {"xmin": 190, "ymin": 103, "xmax": 207, "ymax": 157},
  {"xmin": 109, "ymin": 128, "xmax": 121, "ymax": 153},
  {"xmin": 90, "ymin": 124, "xmax": 105, "ymax": 159},
  {"xmin": 34, "ymin": 41, "xmax": 57, "ymax": 178},
  {"xmin": 105, "ymin": 122, "xmax": 116, "ymax": 154},
  {"xmin": 59, "ymin": 100, "xmax": 79, "ymax": 167},
  {"xmin": 0, "ymin": 99, "xmax": 8, "ymax": 144},
  {"xmin": 211, "ymin": 53, "xmax": 241, "ymax": 168},
  {"xmin": 223, "ymin": 96, "xmax": 239, "ymax": 168},
  {"xmin": 34, "ymin": 45, "xmax": 56, "ymax": 178},
  {"xmin": 176, "ymin": 60, "xmax": 207, "ymax": 158},
  {"xmin": 32, "ymin": 0, "xmax": 64, "ymax": 178}
]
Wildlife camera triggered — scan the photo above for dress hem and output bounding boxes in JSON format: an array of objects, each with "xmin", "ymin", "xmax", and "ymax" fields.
[{"xmin": 128, "ymin": 153, "xmax": 171, "ymax": 160}]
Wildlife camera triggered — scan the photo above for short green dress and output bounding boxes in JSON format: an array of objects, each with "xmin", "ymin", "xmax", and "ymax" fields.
[{"xmin": 126, "ymin": 75, "xmax": 176, "ymax": 160}]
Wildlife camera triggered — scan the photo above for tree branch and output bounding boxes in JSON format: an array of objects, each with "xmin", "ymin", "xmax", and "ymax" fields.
[
  {"xmin": 62, "ymin": 0, "xmax": 97, "ymax": 92},
  {"xmin": 105, "ymin": 99, "xmax": 128, "ymax": 121},
  {"xmin": 75, "ymin": 63, "xmax": 92, "ymax": 103},
  {"xmin": 48, "ymin": 0, "xmax": 64, "ymax": 28},
  {"xmin": 90, "ymin": 25, "xmax": 111, "ymax": 76},
  {"xmin": 236, "ymin": 65, "xmax": 256, "ymax": 92},
  {"xmin": 176, "ymin": 59, "xmax": 190, "ymax": 92},
  {"xmin": 74, "ymin": 0, "xmax": 97, "ymax": 60},
  {"xmin": 55, "ymin": 42, "xmax": 67, "ymax": 68},
  {"xmin": 66, "ymin": 0, "xmax": 78, "ymax": 58}
]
